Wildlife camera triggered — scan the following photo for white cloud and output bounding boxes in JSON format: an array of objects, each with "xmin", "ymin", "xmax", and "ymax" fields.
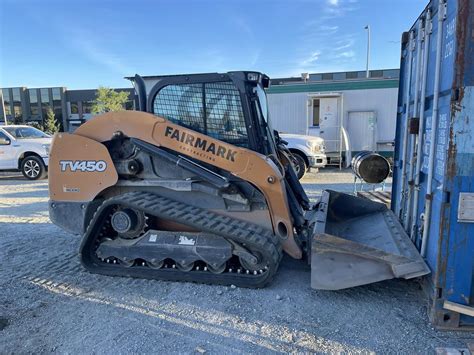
[
  {"xmin": 327, "ymin": 0, "xmax": 339, "ymax": 6},
  {"xmin": 337, "ymin": 51, "xmax": 356, "ymax": 58},
  {"xmin": 320, "ymin": 25, "xmax": 339, "ymax": 32},
  {"xmin": 300, "ymin": 51, "xmax": 321, "ymax": 66},
  {"xmin": 334, "ymin": 39, "xmax": 355, "ymax": 51}
]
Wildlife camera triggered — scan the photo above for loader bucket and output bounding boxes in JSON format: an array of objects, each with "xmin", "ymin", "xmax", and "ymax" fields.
[{"xmin": 311, "ymin": 190, "xmax": 430, "ymax": 290}]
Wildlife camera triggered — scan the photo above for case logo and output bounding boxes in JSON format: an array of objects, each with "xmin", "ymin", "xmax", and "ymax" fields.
[{"xmin": 60, "ymin": 160, "xmax": 107, "ymax": 172}]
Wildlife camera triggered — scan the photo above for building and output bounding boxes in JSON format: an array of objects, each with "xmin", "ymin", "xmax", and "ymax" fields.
[
  {"xmin": 1, "ymin": 68, "xmax": 399, "ymax": 155},
  {"xmin": 267, "ymin": 69, "xmax": 400, "ymax": 163},
  {"xmin": 0, "ymin": 87, "xmax": 68, "ymax": 127},
  {"xmin": 0, "ymin": 86, "xmax": 134, "ymax": 131}
]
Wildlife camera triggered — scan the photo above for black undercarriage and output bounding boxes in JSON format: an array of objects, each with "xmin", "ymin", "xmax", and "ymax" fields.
[{"xmin": 80, "ymin": 191, "xmax": 282, "ymax": 288}]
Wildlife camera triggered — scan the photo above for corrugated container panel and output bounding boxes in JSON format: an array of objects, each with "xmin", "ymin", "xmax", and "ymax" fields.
[{"xmin": 392, "ymin": 0, "xmax": 473, "ymax": 329}]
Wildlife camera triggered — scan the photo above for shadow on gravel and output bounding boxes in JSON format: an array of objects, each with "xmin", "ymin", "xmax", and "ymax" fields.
[
  {"xmin": 0, "ymin": 174, "xmax": 26, "ymax": 181},
  {"xmin": 0, "ymin": 201, "xmax": 49, "ymax": 216},
  {"xmin": 0, "ymin": 175, "xmax": 48, "ymax": 184},
  {"xmin": 0, "ymin": 317, "xmax": 8, "ymax": 331},
  {"xmin": 0, "ymin": 189, "xmax": 49, "ymax": 199}
]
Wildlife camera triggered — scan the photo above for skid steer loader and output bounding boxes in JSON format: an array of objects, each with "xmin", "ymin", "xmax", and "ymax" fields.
[{"xmin": 48, "ymin": 71, "xmax": 429, "ymax": 289}]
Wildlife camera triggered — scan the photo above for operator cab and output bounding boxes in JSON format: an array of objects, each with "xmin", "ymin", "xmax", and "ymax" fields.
[
  {"xmin": 131, "ymin": 71, "xmax": 277, "ymax": 157},
  {"xmin": 130, "ymin": 71, "xmax": 310, "ymax": 229}
]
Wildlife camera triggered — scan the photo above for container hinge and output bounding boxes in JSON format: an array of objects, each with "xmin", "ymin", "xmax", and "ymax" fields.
[
  {"xmin": 440, "ymin": 0, "xmax": 447, "ymax": 20},
  {"xmin": 424, "ymin": 8, "xmax": 433, "ymax": 34},
  {"xmin": 421, "ymin": 26, "xmax": 426, "ymax": 41},
  {"xmin": 409, "ymin": 31, "xmax": 416, "ymax": 51}
]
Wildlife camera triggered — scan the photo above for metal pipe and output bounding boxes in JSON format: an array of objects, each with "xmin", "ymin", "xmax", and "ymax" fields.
[
  {"xmin": 399, "ymin": 31, "xmax": 415, "ymax": 218},
  {"xmin": 365, "ymin": 25, "xmax": 371, "ymax": 78},
  {"xmin": 421, "ymin": 0, "xmax": 446, "ymax": 257},
  {"xmin": 0, "ymin": 89, "xmax": 7, "ymax": 125},
  {"xmin": 306, "ymin": 96, "xmax": 310, "ymax": 135},
  {"xmin": 410, "ymin": 9, "xmax": 432, "ymax": 239},
  {"xmin": 339, "ymin": 96, "xmax": 344, "ymax": 169},
  {"xmin": 404, "ymin": 19, "xmax": 424, "ymax": 230}
]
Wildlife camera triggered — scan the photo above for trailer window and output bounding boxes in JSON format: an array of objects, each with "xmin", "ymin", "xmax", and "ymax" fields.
[
  {"xmin": 312, "ymin": 99, "xmax": 320, "ymax": 126},
  {"xmin": 153, "ymin": 82, "xmax": 249, "ymax": 147}
]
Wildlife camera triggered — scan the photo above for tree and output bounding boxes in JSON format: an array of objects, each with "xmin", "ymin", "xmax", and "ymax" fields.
[
  {"xmin": 43, "ymin": 107, "xmax": 61, "ymax": 135},
  {"xmin": 92, "ymin": 87, "xmax": 129, "ymax": 114},
  {"xmin": 28, "ymin": 121, "xmax": 44, "ymax": 131}
]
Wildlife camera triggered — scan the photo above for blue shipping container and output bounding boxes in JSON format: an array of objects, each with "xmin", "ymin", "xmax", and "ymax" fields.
[{"xmin": 392, "ymin": 0, "xmax": 474, "ymax": 329}]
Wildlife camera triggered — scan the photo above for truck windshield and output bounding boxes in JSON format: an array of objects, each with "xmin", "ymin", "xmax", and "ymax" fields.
[{"xmin": 4, "ymin": 127, "xmax": 50, "ymax": 139}]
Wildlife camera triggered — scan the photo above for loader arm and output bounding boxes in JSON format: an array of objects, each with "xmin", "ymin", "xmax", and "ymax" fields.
[{"xmin": 50, "ymin": 110, "xmax": 302, "ymax": 259}]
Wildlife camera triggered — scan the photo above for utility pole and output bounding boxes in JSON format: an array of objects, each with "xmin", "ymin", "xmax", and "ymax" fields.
[
  {"xmin": 0, "ymin": 89, "xmax": 7, "ymax": 125},
  {"xmin": 365, "ymin": 25, "xmax": 371, "ymax": 78}
]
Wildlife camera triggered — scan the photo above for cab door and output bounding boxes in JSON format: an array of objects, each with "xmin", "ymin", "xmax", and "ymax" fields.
[{"xmin": 0, "ymin": 130, "xmax": 17, "ymax": 169}]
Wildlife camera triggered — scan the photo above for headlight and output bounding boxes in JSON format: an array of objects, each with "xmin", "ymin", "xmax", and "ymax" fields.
[
  {"xmin": 42, "ymin": 144, "xmax": 50, "ymax": 155},
  {"xmin": 306, "ymin": 141, "xmax": 320, "ymax": 153}
]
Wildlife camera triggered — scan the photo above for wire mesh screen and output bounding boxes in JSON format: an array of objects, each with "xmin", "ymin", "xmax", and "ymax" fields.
[
  {"xmin": 205, "ymin": 82, "xmax": 247, "ymax": 146},
  {"xmin": 153, "ymin": 81, "xmax": 249, "ymax": 147},
  {"xmin": 153, "ymin": 84, "xmax": 204, "ymax": 132}
]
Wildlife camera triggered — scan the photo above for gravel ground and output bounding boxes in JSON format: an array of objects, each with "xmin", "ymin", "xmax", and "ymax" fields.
[{"xmin": 0, "ymin": 170, "xmax": 472, "ymax": 353}]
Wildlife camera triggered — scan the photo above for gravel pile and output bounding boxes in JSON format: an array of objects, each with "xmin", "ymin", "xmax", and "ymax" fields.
[{"xmin": 0, "ymin": 171, "xmax": 471, "ymax": 353}]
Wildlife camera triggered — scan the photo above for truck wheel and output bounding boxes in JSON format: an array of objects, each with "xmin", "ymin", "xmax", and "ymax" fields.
[
  {"xmin": 292, "ymin": 153, "xmax": 307, "ymax": 180},
  {"xmin": 21, "ymin": 156, "xmax": 47, "ymax": 180}
]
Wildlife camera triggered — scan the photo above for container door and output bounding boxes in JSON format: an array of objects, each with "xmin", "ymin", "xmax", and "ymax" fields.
[{"xmin": 347, "ymin": 111, "xmax": 377, "ymax": 152}]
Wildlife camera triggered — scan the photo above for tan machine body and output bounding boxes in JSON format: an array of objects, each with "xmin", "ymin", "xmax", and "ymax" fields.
[{"xmin": 49, "ymin": 111, "xmax": 302, "ymax": 259}]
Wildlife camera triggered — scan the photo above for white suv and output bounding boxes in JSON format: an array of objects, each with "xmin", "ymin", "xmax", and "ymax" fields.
[
  {"xmin": 0, "ymin": 125, "xmax": 51, "ymax": 180},
  {"xmin": 280, "ymin": 133, "xmax": 327, "ymax": 179}
]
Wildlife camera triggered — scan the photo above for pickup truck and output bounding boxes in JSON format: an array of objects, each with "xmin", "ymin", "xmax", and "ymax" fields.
[
  {"xmin": 0, "ymin": 125, "xmax": 51, "ymax": 180},
  {"xmin": 280, "ymin": 133, "xmax": 327, "ymax": 179}
]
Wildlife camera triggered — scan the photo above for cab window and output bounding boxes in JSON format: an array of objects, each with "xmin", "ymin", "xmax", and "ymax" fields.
[{"xmin": 152, "ymin": 82, "xmax": 249, "ymax": 147}]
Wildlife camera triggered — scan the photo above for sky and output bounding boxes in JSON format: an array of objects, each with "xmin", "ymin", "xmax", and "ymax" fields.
[{"xmin": 0, "ymin": 0, "xmax": 427, "ymax": 89}]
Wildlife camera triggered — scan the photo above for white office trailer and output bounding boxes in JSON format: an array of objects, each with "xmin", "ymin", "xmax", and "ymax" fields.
[{"xmin": 266, "ymin": 69, "xmax": 399, "ymax": 164}]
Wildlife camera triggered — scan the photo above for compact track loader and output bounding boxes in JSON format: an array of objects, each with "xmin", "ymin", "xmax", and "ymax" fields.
[{"xmin": 48, "ymin": 71, "xmax": 429, "ymax": 289}]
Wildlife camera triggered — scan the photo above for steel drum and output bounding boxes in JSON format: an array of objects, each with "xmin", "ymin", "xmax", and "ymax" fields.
[{"xmin": 351, "ymin": 151, "xmax": 390, "ymax": 184}]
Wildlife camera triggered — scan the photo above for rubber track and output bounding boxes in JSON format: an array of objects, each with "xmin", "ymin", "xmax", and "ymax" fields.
[{"xmin": 80, "ymin": 191, "xmax": 283, "ymax": 288}]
